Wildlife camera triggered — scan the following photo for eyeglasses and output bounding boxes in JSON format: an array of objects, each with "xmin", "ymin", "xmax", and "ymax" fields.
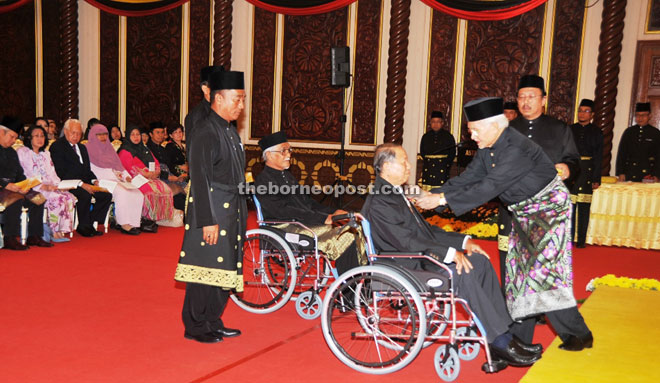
[
  {"xmin": 272, "ymin": 147, "xmax": 293, "ymax": 155},
  {"xmin": 517, "ymin": 94, "xmax": 542, "ymax": 101}
]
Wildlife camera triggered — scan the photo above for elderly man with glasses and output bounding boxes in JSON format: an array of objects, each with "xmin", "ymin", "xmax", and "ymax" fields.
[{"xmin": 254, "ymin": 131, "xmax": 363, "ymax": 276}]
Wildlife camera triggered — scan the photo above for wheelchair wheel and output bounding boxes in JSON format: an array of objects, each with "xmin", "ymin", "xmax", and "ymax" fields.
[
  {"xmin": 434, "ymin": 345, "xmax": 460, "ymax": 382},
  {"xmin": 423, "ymin": 301, "xmax": 451, "ymax": 348},
  {"xmin": 321, "ymin": 266, "xmax": 426, "ymax": 375},
  {"xmin": 456, "ymin": 326, "xmax": 480, "ymax": 361},
  {"xmin": 295, "ymin": 290, "xmax": 323, "ymax": 320},
  {"xmin": 230, "ymin": 229, "xmax": 297, "ymax": 314}
]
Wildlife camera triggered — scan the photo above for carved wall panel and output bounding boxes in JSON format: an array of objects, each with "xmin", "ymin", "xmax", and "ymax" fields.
[
  {"xmin": 426, "ymin": 10, "xmax": 458, "ymax": 132},
  {"xmin": 462, "ymin": 4, "xmax": 545, "ymax": 132},
  {"xmin": 280, "ymin": 10, "xmax": 348, "ymax": 142},
  {"xmin": 187, "ymin": 0, "xmax": 210, "ymax": 114},
  {"xmin": 100, "ymin": 11, "xmax": 119, "ymax": 126},
  {"xmin": 250, "ymin": 7, "xmax": 276, "ymax": 140},
  {"xmin": 42, "ymin": 0, "xmax": 64, "ymax": 125},
  {"xmin": 126, "ymin": 8, "xmax": 181, "ymax": 127},
  {"xmin": 0, "ymin": 4, "xmax": 35, "ymax": 123},
  {"xmin": 350, "ymin": 0, "xmax": 382, "ymax": 145},
  {"xmin": 547, "ymin": 0, "xmax": 585, "ymax": 124}
]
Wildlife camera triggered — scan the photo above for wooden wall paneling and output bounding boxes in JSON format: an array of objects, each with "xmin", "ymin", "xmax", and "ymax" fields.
[
  {"xmin": 462, "ymin": 5, "xmax": 546, "ymax": 119},
  {"xmin": 100, "ymin": 11, "xmax": 119, "ymax": 126},
  {"xmin": 0, "ymin": 4, "xmax": 36, "ymax": 123},
  {"xmin": 425, "ymin": 10, "xmax": 458, "ymax": 132},
  {"xmin": 42, "ymin": 0, "xmax": 64, "ymax": 125},
  {"xmin": 126, "ymin": 7, "xmax": 182, "ymax": 127},
  {"xmin": 187, "ymin": 0, "xmax": 210, "ymax": 114},
  {"xmin": 546, "ymin": 0, "xmax": 586, "ymax": 124},
  {"xmin": 250, "ymin": 7, "xmax": 277, "ymax": 140},
  {"xmin": 350, "ymin": 0, "xmax": 382, "ymax": 145},
  {"xmin": 280, "ymin": 10, "xmax": 348, "ymax": 142}
]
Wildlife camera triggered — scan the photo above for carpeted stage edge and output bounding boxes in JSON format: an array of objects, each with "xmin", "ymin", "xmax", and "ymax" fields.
[
  {"xmin": 0, "ymin": 218, "xmax": 658, "ymax": 382},
  {"xmin": 521, "ymin": 286, "xmax": 660, "ymax": 383}
]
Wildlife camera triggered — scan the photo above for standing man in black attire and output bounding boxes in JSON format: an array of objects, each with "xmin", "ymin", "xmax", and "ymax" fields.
[
  {"xmin": 417, "ymin": 97, "xmax": 592, "ymax": 351},
  {"xmin": 0, "ymin": 117, "xmax": 52, "ymax": 250},
  {"xmin": 420, "ymin": 111, "xmax": 456, "ymax": 190},
  {"xmin": 50, "ymin": 119, "xmax": 112, "ymax": 237},
  {"xmin": 503, "ymin": 101, "xmax": 519, "ymax": 121},
  {"xmin": 569, "ymin": 99, "xmax": 603, "ymax": 248},
  {"xmin": 254, "ymin": 131, "xmax": 363, "ymax": 275},
  {"xmin": 616, "ymin": 102, "xmax": 660, "ymax": 182},
  {"xmin": 184, "ymin": 65, "xmax": 225, "ymax": 158},
  {"xmin": 174, "ymin": 70, "xmax": 246, "ymax": 344},
  {"xmin": 494, "ymin": 75, "xmax": 580, "ymax": 289}
]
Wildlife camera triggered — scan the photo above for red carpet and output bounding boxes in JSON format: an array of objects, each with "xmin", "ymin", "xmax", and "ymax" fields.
[{"xmin": 1, "ymin": 217, "xmax": 658, "ymax": 382}]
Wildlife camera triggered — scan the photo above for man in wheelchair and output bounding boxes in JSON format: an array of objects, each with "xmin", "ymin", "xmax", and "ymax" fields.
[
  {"xmin": 254, "ymin": 132, "xmax": 363, "ymax": 275},
  {"xmin": 361, "ymin": 143, "xmax": 542, "ymax": 371}
]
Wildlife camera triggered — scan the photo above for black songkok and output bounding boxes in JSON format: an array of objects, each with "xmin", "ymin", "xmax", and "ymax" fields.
[
  {"xmin": 0, "ymin": 116, "xmax": 23, "ymax": 134},
  {"xmin": 430, "ymin": 111, "xmax": 443, "ymax": 119},
  {"xmin": 209, "ymin": 71, "xmax": 245, "ymax": 91},
  {"xmin": 148, "ymin": 121, "xmax": 165, "ymax": 133},
  {"xmin": 259, "ymin": 131, "xmax": 288, "ymax": 151},
  {"xmin": 503, "ymin": 101, "xmax": 518, "ymax": 111},
  {"xmin": 579, "ymin": 99, "xmax": 594, "ymax": 109},
  {"xmin": 635, "ymin": 102, "xmax": 651, "ymax": 112},
  {"xmin": 518, "ymin": 74, "xmax": 546, "ymax": 95},
  {"xmin": 464, "ymin": 97, "xmax": 504, "ymax": 122},
  {"xmin": 200, "ymin": 65, "xmax": 225, "ymax": 84}
]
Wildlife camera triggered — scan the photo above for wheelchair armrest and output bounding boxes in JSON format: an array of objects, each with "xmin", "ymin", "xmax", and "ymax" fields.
[{"xmin": 377, "ymin": 251, "xmax": 425, "ymax": 256}]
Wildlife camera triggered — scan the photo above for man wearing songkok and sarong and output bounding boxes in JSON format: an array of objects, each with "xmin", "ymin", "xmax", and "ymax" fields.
[
  {"xmin": 254, "ymin": 131, "xmax": 365, "ymax": 276},
  {"xmin": 616, "ymin": 102, "xmax": 660, "ymax": 182},
  {"xmin": 174, "ymin": 70, "xmax": 247, "ymax": 344},
  {"xmin": 420, "ymin": 110, "xmax": 456, "ymax": 189},
  {"xmin": 415, "ymin": 97, "xmax": 593, "ymax": 351}
]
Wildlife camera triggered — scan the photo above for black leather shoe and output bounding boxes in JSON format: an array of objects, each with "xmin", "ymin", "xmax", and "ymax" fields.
[
  {"xmin": 140, "ymin": 220, "xmax": 158, "ymax": 233},
  {"xmin": 184, "ymin": 332, "xmax": 223, "ymax": 344},
  {"xmin": 214, "ymin": 327, "xmax": 241, "ymax": 338},
  {"xmin": 482, "ymin": 358, "xmax": 509, "ymax": 373},
  {"xmin": 119, "ymin": 227, "xmax": 140, "ymax": 235},
  {"xmin": 76, "ymin": 226, "xmax": 95, "ymax": 237},
  {"xmin": 26, "ymin": 236, "xmax": 54, "ymax": 247},
  {"xmin": 490, "ymin": 339, "xmax": 542, "ymax": 367},
  {"xmin": 512, "ymin": 335, "xmax": 543, "ymax": 355},
  {"xmin": 559, "ymin": 332, "xmax": 593, "ymax": 351},
  {"xmin": 2, "ymin": 236, "xmax": 28, "ymax": 251},
  {"xmin": 93, "ymin": 229, "xmax": 104, "ymax": 236},
  {"xmin": 575, "ymin": 243, "xmax": 586, "ymax": 248}
]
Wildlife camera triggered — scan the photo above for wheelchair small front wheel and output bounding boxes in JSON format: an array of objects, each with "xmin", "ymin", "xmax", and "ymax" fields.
[
  {"xmin": 434, "ymin": 345, "xmax": 460, "ymax": 382},
  {"xmin": 456, "ymin": 326, "xmax": 481, "ymax": 361},
  {"xmin": 295, "ymin": 291, "xmax": 323, "ymax": 320}
]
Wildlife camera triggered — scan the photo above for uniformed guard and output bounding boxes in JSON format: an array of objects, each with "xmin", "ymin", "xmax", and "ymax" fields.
[
  {"xmin": 616, "ymin": 102, "xmax": 660, "ymax": 182},
  {"xmin": 420, "ymin": 111, "xmax": 456, "ymax": 190},
  {"xmin": 569, "ymin": 99, "xmax": 603, "ymax": 248},
  {"xmin": 174, "ymin": 70, "xmax": 247, "ymax": 343}
]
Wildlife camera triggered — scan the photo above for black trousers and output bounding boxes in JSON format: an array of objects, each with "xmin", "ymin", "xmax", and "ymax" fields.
[
  {"xmin": 69, "ymin": 187, "xmax": 112, "ymax": 228},
  {"xmin": 510, "ymin": 306, "xmax": 591, "ymax": 343},
  {"xmin": 334, "ymin": 242, "xmax": 361, "ymax": 276},
  {"xmin": 182, "ymin": 283, "xmax": 230, "ymax": 336},
  {"xmin": 449, "ymin": 253, "xmax": 513, "ymax": 343},
  {"xmin": 571, "ymin": 202, "xmax": 591, "ymax": 246},
  {"xmin": 1, "ymin": 199, "xmax": 43, "ymax": 238},
  {"xmin": 497, "ymin": 203, "xmax": 512, "ymax": 292}
]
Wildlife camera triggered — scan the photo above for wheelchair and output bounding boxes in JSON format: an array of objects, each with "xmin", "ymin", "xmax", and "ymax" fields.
[
  {"xmin": 230, "ymin": 195, "xmax": 347, "ymax": 320},
  {"xmin": 320, "ymin": 218, "xmax": 498, "ymax": 382}
]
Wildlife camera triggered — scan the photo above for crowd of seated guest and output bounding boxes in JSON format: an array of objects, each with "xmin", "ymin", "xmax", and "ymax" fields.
[{"xmin": 1, "ymin": 115, "xmax": 188, "ymax": 251}]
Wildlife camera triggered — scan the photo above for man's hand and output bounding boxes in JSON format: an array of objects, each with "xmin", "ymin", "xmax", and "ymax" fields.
[
  {"xmin": 555, "ymin": 163, "xmax": 570, "ymax": 180},
  {"xmin": 454, "ymin": 252, "xmax": 473, "ymax": 275},
  {"xmin": 81, "ymin": 183, "xmax": 95, "ymax": 194},
  {"xmin": 415, "ymin": 193, "xmax": 446, "ymax": 210},
  {"xmin": 325, "ymin": 210, "xmax": 352, "ymax": 225},
  {"xmin": 618, "ymin": 174, "xmax": 626, "ymax": 182},
  {"xmin": 464, "ymin": 239, "xmax": 489, "ymax": 259},
  {"xmin": 203, "ymin": 224, "xmax": 219, "ymax": 245},
  {"xmin": 592, "ymin": 182, "xmax": 600, "ymax": 190}
]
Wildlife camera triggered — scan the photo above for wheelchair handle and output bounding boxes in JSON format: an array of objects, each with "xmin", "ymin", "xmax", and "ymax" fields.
[{"xmin": 331, "ymin": 212, "xmax": 355, "ymax": 222}]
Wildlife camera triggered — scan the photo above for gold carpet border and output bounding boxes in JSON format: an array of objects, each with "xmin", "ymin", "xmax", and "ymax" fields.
[{"xmin": 174, "ymin": 264, "xmax": 244, "ymax": 292}]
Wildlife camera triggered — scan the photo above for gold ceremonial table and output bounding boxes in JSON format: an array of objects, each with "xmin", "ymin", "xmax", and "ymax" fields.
[{"xmin": 586, "ymin": 182, "xmax": 660, "ymax": 250}]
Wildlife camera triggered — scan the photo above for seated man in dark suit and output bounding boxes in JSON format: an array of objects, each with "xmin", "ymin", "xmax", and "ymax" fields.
[
  {"xmin": 254, "ymin": 131, "xmax": 362, "ymax": 275},
  {"xmin": 146, "ymin": 121, "xmax": 186, "ymax": 210},
  {"xmin": 0, "ymin": 116, "xmax": 52, "ymax": 250},
  {"xmin": 49, "ymin": 119, "xmax": 112, "ymax": 237},
  {"xmin": 362, "ymin": 143, "xmax": 542, "ymax": 372}
]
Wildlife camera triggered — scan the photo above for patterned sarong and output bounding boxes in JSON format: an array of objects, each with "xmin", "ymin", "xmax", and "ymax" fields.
[
  {"xmin": 273, "ymin": 223, "xmax": 367, "ymax": 265},
  {"xmin": 505, "ymin": 175, "xmax": 577, "ymax": 320}
]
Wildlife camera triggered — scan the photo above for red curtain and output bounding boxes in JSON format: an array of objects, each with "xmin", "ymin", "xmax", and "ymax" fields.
[
  {"xmin": 419, "ymin": 0, "xmax": 548, "ymax": 21},
  {"xmin": 245, "ymin": 0, "xmax": 357, "ymax": 16},
  {"xmin": 84, "ymin": 0, "xmax": 189, "ymax": 17},
  {"xmin": 0, "ymin": 0, "xmax": 32, "ymax": 14}
]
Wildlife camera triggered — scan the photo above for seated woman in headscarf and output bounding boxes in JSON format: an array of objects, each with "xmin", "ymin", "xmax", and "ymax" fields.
[
  {"xmin": 118, "ymin": 124, "xmax": 175, "ymax": 226},
  {"xmin": 109, "ymin": 124, "xmax": 124, "ymax": 152},
  {"xmin": 17, "ymin": 125, "xmax": 77, "ymax": 242},
  {"xmin": 85, "ymin": 123, "xmax": 144, "ymax": 235}
]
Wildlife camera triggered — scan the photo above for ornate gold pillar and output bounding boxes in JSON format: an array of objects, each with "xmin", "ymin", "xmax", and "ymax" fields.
[
  {"xmin": 213, "ymin": 0, "xmax": 233, "ymax": 69},
  {"xmin": 59, "ymin": 0, "xmax": 78, "ymax": 120}
]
